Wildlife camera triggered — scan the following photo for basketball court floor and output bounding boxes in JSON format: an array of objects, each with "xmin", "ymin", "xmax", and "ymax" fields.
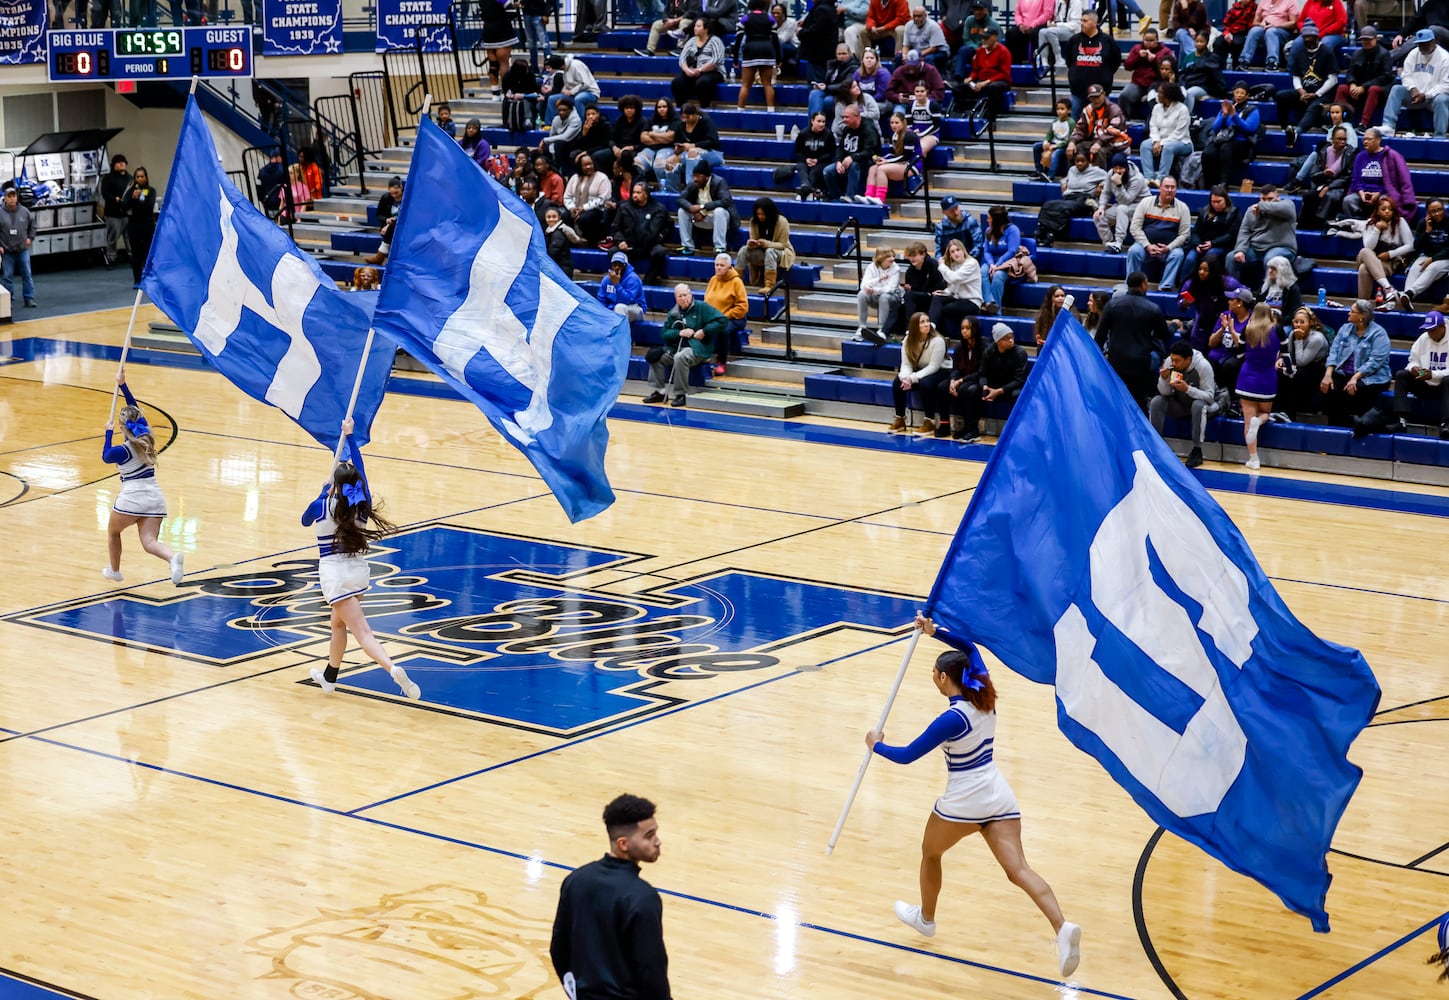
[{"xmin": 2, "ymin": 304, "xmax": 1448, "ymax": 1000}]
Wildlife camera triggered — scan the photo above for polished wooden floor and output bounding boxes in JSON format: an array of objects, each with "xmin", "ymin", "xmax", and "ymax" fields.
[{"xmin": 3, "ymin": 305, "xmax": 1448, "ymax": 1000}]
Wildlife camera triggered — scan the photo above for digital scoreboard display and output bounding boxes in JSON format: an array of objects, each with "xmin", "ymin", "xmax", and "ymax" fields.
[{"xmin": 47, "ymin": 27, "xmax": 252, "ymax": 82}]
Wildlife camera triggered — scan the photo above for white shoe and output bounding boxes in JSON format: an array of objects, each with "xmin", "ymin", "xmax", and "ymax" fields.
[
  {"xmin": 893, "ymin": 900, "xmax": 936, "ymax": 937},
  {"xmin": 170, "ymin": 553, "xmax": 185, "ymax": 585},
  {"xmin": 392, "ymin": 667, "xmax": 421, "ymax": 700},
  {"xmin": 1244, "ymin": 415, "xmax": 1261, "ymax": 446},
  {"xmin": 1057, "ymin": 921, "xmax": 1081, "ymax": 977},
  {"xmin": 1378, "ymin": 125, "xmax": 1395, "ymax": 137},
  {"xmin": 102, "ymin": 567, "xmax": 123, "ymax": 582},
  {"xmin": 1245, "ymin": 455, "xmax": 1261, "ymax": 470},
  {"xmin": 309, "ymin": 667, "xmax": 337, "ymax": 693}
]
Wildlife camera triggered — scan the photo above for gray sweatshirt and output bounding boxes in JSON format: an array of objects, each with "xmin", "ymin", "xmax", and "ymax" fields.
[
  {"xmin": 1234, "ymin": 198, "xmax": 1298, "ymax": 256},
  {"xmin": 0, "ymin": 202, "xmax": 35, "ymax": 253},
  {"xmin": 1155, "ymin": 348, "xmax": 1217, "ymax": 402}
]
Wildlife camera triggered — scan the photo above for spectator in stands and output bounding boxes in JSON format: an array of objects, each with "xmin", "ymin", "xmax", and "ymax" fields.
[
  {"xmin": 569, "ymin": 105, "xmax": 613, "ymax": 170},
  {"xmin": 1286, "ymin": 107, "xmax": 1358, "ymax": 193},
  {"xmin": 1296, "ymin": 126, "xmax": 1357, "ymax": 225},
  {"xmin": 904, "ymin": 82, "xmax": 945, "ymax": 157},
  {"xmin": 1034, "ymin": 285, "xmax": 1077, "ymax": 343},
  {"xmin": 953, "ymin": 2, "xmax": 999, "ymax": 77},
  {"xmin": 810, "ymin": 44, "xmax": 860, "ymax": 119},
  {"xmin": 99, "ymin": 154, "xmax": 132, "ymax": 268},
  {"xmin": 542, "ymin": 206, "xmax": 585, "ymax": 278},
  {"xmin": 1066, "ymin": 83, "xmax": 1130, "ymax": 167},
  {"xmin": 855, "ymin": 47, "xmax": 893, "ymax": 104},
  {"xmin": 1096, "ymin": 271, "xmax": 1173, "ymax": 408},
  {"xmin": 1293, "ymin": 0, "xmax": 1348, "ymax": 60},
  {"xmin": 981, "ymin": 322, "xmax": 1030, "ymax": 416},
  {"xmin": 647, "ymin": 283, "xmax": 726, "ymax": 406},
  {"xmin": 981, "ymin": 205, "xmax": 1027, "ymax": 313},
  {"xmin": 521, "ymin": 0, "xmax": 553, "ymax": 71},
  {"xmin": 1229, "ymin": 185, "xmax": 1297, "ymax": 284},
  {"xmin": 839, "ymin": 81, "xmax": 886, "ymax": 134},
  {"xmin": 1216, "ymin": 0, "xmax": 1255, "ymax": 72},
  {"xmin": 1355, "ymin": 196, "xmax": 1415, "ymax": 305},
  {"xmin": 1064, "ymin": 11, "xmax": 1121, "ymax": 117},
  {"xmin": 1320, "ymin": 298, "xmax": 1392, "ymax": 432},
  {"xmin": 1127, "ymin": 176, "xmax": 1192, "ymax": 291},
  {"xmin": 1119, "ymin": 29, "xmax": 1171, "ymax": 120},
  {"xmin": 477, "ymin": 0, "xmax": 518, "ymax": 94},
  {"xmin": 1036, "ymin": 148, "xmax": 1107, "ymax": 248},
  {"xmin": 1235, "ymin": 302, "xmax": 1282, "ymax": 468},
  {"xmin": 540, "ymin": 96, "xmax": 582, "ymax": 160},
  {"xmin": 1005, "ymin": 0, "xmax": 1052, "ymax": 64},
  {"xmin": 613, "ymin": 181, "xmax": 670, "ymax": 285},
  {"xmin": 705, "ymin": 252, "xmax": 749, "ymax": 371},
  {"xmin": 543, "ymin": 54, "xmax": 600, "ymax": 121},
  {"xmin": 938, "ymin": 315, "xmax": 984, "ymax": 440},
  {"xmin": 1202, "ymin": 83, "xmax": 1259, "ymax": 186},
  {"xmin": 502, "ymin": 59, "xmax": 539, "ymax": 131},
  {"xmin": 826, "ymin": 103, "xmax": 882, "ymax": 200},
  {"xmin": 256, "ymin": 149, "xmax": 285, "ymax": 221},
  {"xmin": 1275, "ymin": 305, "xmax": 1331, "ymax": 419},
  {"xmin": 0, "ymin": 186, "xmax": 36, "ymax": 308},
  {"xmin": 1276, "ymin": 21, "xmax": 1340, "ymax": 149},
  {"xmin": 1039, "ymin": 0, "xmax": 1085, "ymax": 70},
  {"xmin": 1209, "ymin": 285, "xmax": 1253, "ymax": 406},
  {"xmin": 736, "ymin": 0, "xmax": 782, "ymax": 110},
  {"xmin": 563, "ymin": 153, "xmax": 612, "ymax": 243},
  {"xmin": 1389, "ymin": 311, "xmax": 1449, "ymax": 436},
  {"xmin": 1179, "ymin": 30, "xmax": 1226, "ymax": 109},
  {"xmin": 518, "ymin": 178, "xmax": 548, "ymax": 226},
  {"xmin": 362, "ymin": 176, "xmax": 404, "ymax": 268},
  {"xmin": 960, "ymin": 25, "xmax": 1012, "ymax": 118},
  {"xmin": 1140, "ymin": 83, "xmax": 1193, "ymax": 186},
  {"xmin": 1404, "ymin": 199, "xmax": 1449, "ymax": 304},
  {"xmin": 929, "ymin": 237, "xmax": 983, "ymax": 332},
  {"xmin": 899, "ymin": 240, "xmax": 947, "ymax": 327},
  {"xmin": 738, "ymin": 198, "xmax": 795, "ymax": 291},
  {"xmin": 1321, "ymin": 26, "xmax": 1393, "ymax": 132},
  {"xmin": 793, "ymin": 111, "xmax": 837, "ymax": 198},
  {"xmin": 934, "ymin": 195, "xmax": 984, "ymax": 260},
  {"xmin": 663, "ymin": 103, "xmax": 725, "ymax": 192},
  {"xmin": 859, "ymin": 112, "xmax": 922, "ymax": 204},
  {"xmin": 1343, "ymin": 127, "xmax": 1418, "ymax": 221},
  {"xmin": 1240, "ymin": 0, "xmax": 1297, "ymax": 70},
  {"xmin": 676, "ymin": 162, "xmax": 736, "ymax": 255},
  {"xmin": 887, "ymin": 312, "xmax": 950, "ymax": 434},
  {"xmin": 636, "ymin": 98, "xmax": 682, "ymax": 181},
  {"xmin": 593, "ymin": 95, "xmax": 646, "ymax": 179},
  {"xmin": 1170, "ymin": 0, "xmax": 1208, "ymax": 52},
  {"xmin": 639, "ymin": 0, "xmax": 696, "ymax": 55},
  {"xmin": 837, "ymin": 0, "xmax": 870, "ymax": 39},
  {"xmin": 460, "ymin": 119, "xmax": 493, "ymax": 169},
  {"xmin": 297, "ymin": 148, "xmax": 325, "ymax": 203},
  {"xmin": 1390, "ymin": 1, "xmax": 1449, "ymax": 54},
  {"xmin": 1185, "ymin": 186, "xmax": 1242, "ymax": 275},
  {"xmin": 1181, "ymin": 253, "xmax": 1245, "ymax": 354},
  {"xmin": 598, "ymin": 252, "xmax": 649, "ymax": 323},
  {"xmin": 1094, "ymin": 153, "xmax": 1149, "ymax": 254},
  {"xmin": 1034, "ymin": 98, "xmax": 1076, "ymax": 180},
  {"xmin": 1381, "ymin": 30, "xmax": 1449, "ymax": 138},
  {"xmin": 673, "ymin": 19, "xmax": 727, "ymax": 107},
  {"xmin": 1260, "ymin": 253, "xmax": 1303, "ymax": 321},
  {"xmin": 351, "ymin": 266, "xmax": 380, "ymax": 291},
  {"xmin": 905, "ymin": 4, "xmax": 950, "ymax": 71},
  {"xmin": 846, "ymin": 0, "xmax": 909, "ymax": 62},
  {"xmin": 884, "ymin": 49, "xmax": 946, "ymax": 111},
  {"xmin": 534, "ymin": 153, "xmax": 565, "ymax": 206},
  {"xmin": 797, "ymin": 0, "xmax": 840, "ymax": 82},
  {"xmin": 773, "ymin": 4, "xmax": 800, "ymax": 76},
  {"xmin": 857, "ymin": 246, "xmax": 902, "ymax": 343},
  {"xmin": 1150, "ymin": 339, "xmax": 1219, "ymax": 469},
  {"xmin": 433, "ymin": 102, "xmax": 458, "ymax": 140},
  {"xmin": 124, "ymin": 166, "xmax": 158, "ymax": 286}
]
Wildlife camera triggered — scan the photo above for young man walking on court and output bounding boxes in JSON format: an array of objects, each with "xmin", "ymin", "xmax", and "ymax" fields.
[{"xmin": 551, "ymin": 794, "xmax": 672, "ymax": 999}]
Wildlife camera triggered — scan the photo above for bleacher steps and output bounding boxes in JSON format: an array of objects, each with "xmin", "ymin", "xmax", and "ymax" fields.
[
  {"xmin": 686, "ymin": 387, "xmax": 807, "ymax": 417},
  {"xmin": 724, "ymin": 357, "xmax": 841, "ymax": 385},
  {"xmin": 137, "ymin": 323, "xmax": 194, "ymax": 354}
]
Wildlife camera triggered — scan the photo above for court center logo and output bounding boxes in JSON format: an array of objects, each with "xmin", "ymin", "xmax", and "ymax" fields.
[{"xmin": 11, "ymin": 525, "xmax": 918, "ymax": 736}]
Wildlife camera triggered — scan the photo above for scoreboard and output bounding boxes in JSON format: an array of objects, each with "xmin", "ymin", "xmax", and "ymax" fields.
[{"xmin": 47, "ymin": 27, "xmax": 252, "ymax": 83}]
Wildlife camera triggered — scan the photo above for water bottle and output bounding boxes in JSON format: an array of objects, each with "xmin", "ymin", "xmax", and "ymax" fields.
[{"xmin": 1317, "ymin": 287, "xmax": 1327, "ymax": 307}]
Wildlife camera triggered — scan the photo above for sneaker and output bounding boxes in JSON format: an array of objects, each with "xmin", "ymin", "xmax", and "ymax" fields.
[
  {"xmin": 1159, "ymin": 283, "xmax": 1174, "ymax": 293},
  {"xmin": 933, "ymin": 424, "xmax": 951, "ymax": 439},
  {"xmin": 679, "ymin": 246, "xmax": 695, "ymax": 256},
  {"xmin": 1284, "ymin": 125, "xmax": 1298, "ymax": 147},
  {"xmin": 101, "ymin": 566, "xmax": 124, "ymax": 582},
  {"xmin": 1265, "ymin": 57, "xmax": 1278, "ymax": 71},
  {"xmin": 1400, "ymin": 130, "xmax": 1419, "ymax": 138},
  {"xmin": 309, "ymin": 667, "xmax": 337, "ymax": 693},
  {"xmin": 633, "ymin": 47, "xmax": 654, "ymax": 56},
  {"xmin": 797, "ymin": 185, "xmax": 811, "ymax": 201},
  {"xmin": 1245, "ymin": 455, "xmax": 1260, "ymax": 470},
  {"xmin": 1391, "ymin": 416, "xmax": 1408, "ymax": 433},
  {"xmin": 1137, "ymin": 13, "xmax": 1151, "ymax": 33},
  {"xmin": 982, "ymin": 301, "xmax": 999, "ymax": 313},
  {"xmin": 670, "ymin": 395, "xmax": 687, "ymax": 407},
  {"xmin": 24, "ymin": 299, "xmax": 36, "ymax": 308},
  {"xmin": 170, "ymin": 553, "xmax": 184, "ymax": 585},
  {"xmin": 862, "ymin": 327, "xmax": 887, "ymax": 345},
  {"xmin": 1105, "ymin": 242, "xmax": 1122, "ymax": 254},
  {"xmin": 391, "ymin": 667, "xmax": 421, "ymax": 700},
  {"xmin": 962, "ymin": 433, "xmax": 982, "ymax": 443},
  {"xmin": 1440, "ymin": 423, "xmax": 1449, "ymax": 440},
  {"xmin": 1057, "ymin": 921, "xmax": 1082, "ymax": 977},
  {"xmin": 862, "ymin": 195, "xmax": 884, "ymax": 205},
  {"xmin": 712, "ymin": 363, "xmax": 726, "ymax": 375},
  {"xmin": 643, "ymin": 391, "xmax": 666, "ymax": 403},
  {"xmin": 894, "ymin": 900, "xmax": 936, "ymax": 937},
  {"xmin": 1378, "ymin": 124, "xmax": 1395, "ymax": 137},
  {"xmin": 1184, "ymin": 446, "xmax": 1203, "ymax": 468}
]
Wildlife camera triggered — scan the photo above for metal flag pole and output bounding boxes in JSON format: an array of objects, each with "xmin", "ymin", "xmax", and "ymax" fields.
[{"xmin": 826, "ymin": 626, "xmax": 923, "ymax": 855}]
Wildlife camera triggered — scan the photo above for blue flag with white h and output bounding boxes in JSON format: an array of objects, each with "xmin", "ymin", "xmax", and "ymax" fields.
[
  {"xmin": 929, "ymin": 313, "xmax": 1380, "ymax": 931},
  {"xmin": 141, "ymin": 98, "xmax": 394, "ymax": 452},
  {"xmin": 370, "ymin": 117, "xmax": 630, "ymax": 523}
]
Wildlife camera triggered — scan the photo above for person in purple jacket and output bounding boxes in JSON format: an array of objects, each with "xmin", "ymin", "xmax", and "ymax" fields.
[
  {"xmin": 460, "ymin": 118, "xmax": 494, "ymax": 169},
  {"xmin": 1342, "ymin": 127, "xmax": 1418, "ymax": 222}
]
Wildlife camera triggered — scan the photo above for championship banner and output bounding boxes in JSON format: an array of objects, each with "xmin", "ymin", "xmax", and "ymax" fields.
[
  {"xmin": 262, "ymin": 0, "xmax": 342, "ymax": 55},
  {"xmin": 0, "ymin": 0, "xmax": 47, "ymax": 64},
  {"xmin": 375, "ymin": 0, "xmax": 451, "ymax": 51}
]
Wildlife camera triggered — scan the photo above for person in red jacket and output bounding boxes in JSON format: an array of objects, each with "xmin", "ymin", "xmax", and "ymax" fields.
[
  {"xmin": 1291, "ymin": 0, "xmax": 1347, "ymax": 61},
  {"xmin": 846, "ymin": 0, "xmax": 909, "ymax": 61},
  {"xmin": 960, "ymin": 25, "xmax": 1012, "ymax": 119}
]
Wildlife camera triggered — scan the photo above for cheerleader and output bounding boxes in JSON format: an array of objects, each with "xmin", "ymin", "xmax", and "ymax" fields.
[
  {"xmin": 1430, "ymin": 913, "xmax": 1449, "ymax": 983},
  {"xmin": 102, "ymin": 369, "xmax": 183, "ymax": 586},
  {"xmin": 302, "ymin": 418, "xmax": 420, "ymax": 701},
  {"xmin": 866, "ymin": 612, "xmax": 1081, "ymax": 978}
]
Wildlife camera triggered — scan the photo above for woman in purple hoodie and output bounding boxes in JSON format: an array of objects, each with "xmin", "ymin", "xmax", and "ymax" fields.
[{"xmin": 1343, "ymin": 128, "xmax": 1418, "ymax": 223}]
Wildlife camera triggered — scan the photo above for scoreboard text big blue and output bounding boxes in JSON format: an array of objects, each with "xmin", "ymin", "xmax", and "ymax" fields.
[{"xmin": 47, "ymin": 27, "xmax": 252, "ymax": 82}]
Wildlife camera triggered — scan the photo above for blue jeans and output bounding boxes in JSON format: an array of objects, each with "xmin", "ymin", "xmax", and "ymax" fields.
[
  {"xmin": 825, "ymin": 157, "xmax": 870, "ymax": 198},
  {"xmin": 1240, "ymin": 25, "xmax": 1290, "ymax": 66},
  {"xmin": 1140, "ymin": 139, "xmax": 1193, "ymax": 181},
  {"xmin": 807, "ymin": 87, "xmax": 835, "ymax": 120},
  {"xmin": 1126, "ymin": 243, "xmax": 1186, "ymax": 288},
  {"xmin": 1227, "ymin": 244, "xmax": 1294, "ymax": 280},
  {"xmin": 984, "ymin": 266, "xmax": 1010, "ymax": 307},
  {"xmin": 665, "ymin": 148, "xmax": 726, "ymax": 192},
  {"xmin": 1032, "ymin": 142, "xmax": 1067, "ymax": 177},
  {"xmin": 636, "ymin": 146, "xmax": 667, "ymax": 179},
  {"xmin": 1383, "ymin": 85, "xmax": 1449, "ymax": 136},
  {"xmin": 1106, "ymin": 0, "xmax": 1145, "ymax": 19},
  {"xmin": 523, "ymin": 15, "xmax": 552, "ymax": 70},
  {"xmin": 1, "ymin": 247, "xmax": 33, "ymax": 302},
  {"xmin": 545, "ymin": 90, "xmax": 597, "ymax": 122}
]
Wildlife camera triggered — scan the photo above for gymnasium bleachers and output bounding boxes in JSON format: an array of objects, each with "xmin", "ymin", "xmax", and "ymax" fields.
[{"xmin": 286, "ymin": 16, "xmax": 1449, "ymax": 484}]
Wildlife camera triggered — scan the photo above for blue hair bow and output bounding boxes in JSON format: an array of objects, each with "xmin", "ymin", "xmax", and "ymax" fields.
[
  {"xmin": 340, "ymin": 482, "xmax": 368, "ymax": 506},
  {"xmin": 124, "ymin": 416, "xmax": 150, "ymax": 438},
  {"xmin": 961, "ymin": 663, "xmax": 989, "ymax": 692}
]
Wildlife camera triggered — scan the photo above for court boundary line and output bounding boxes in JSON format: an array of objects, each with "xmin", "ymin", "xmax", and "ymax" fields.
[
  {"xmin": 0, "ymin": 967, "xmax": 97, "ymax": 1000},
  {"xmin": 1294, "ymin": 911, "xmax": 1449, "ymax": 1000}
]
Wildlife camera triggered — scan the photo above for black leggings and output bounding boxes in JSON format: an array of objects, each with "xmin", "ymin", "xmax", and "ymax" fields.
[{"xmin": 893, "ymin": 369, "xmax": 951, "ymax": 417}]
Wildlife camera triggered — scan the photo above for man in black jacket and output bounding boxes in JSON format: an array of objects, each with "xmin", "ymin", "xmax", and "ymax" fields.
[
  {"xmin": 1095, "ymin": 270, "xmax": 1173, "ymax": 410},
  {"xmin": 615, "ymin": 181, "xmax": 671, "ymax": 284},
  {"xmin": 552, "ymin": 794, "xmax": 671, "ymax": 1000},
  {"xmin": 825, "ymin": 103, "xmax": 881, "ymax": 200},
  {"xmin": 1302, "ymin": 25, "xmax": 1394, "ymax": 132},
  {"xmin": 98, "ymin": 153, "xmax": 132, "ymax": 269},
  {"xmin": 1064, "ymin": 10, "xmax": 1121, "ymax": 117},
  {"xmin": 1184, "ymin": 185, "xmax": 1242, "ymax": 276},
  {"xmin": 981, "ymin": 322, "xmax": 1029, "ymax": 416},
  {"xmin": 675, "ymin": 162, "xmax": 737, "ymax": 255}
]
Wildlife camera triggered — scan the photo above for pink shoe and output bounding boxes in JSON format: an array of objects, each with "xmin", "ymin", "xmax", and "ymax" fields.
[{"xmin": 712, "ymin": 363, "xmax": 726, "ymax": 375}]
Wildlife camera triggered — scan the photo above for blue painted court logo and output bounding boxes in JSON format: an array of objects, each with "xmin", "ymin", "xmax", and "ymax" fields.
[{"xmin": 10, "ymin": 526, "xmax": 918, "ymax": 736}]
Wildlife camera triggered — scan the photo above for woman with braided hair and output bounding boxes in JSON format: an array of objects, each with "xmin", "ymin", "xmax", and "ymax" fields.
[{"xmin": 867, "ymin": 612, "xmax": 1081, "ymax": 978}]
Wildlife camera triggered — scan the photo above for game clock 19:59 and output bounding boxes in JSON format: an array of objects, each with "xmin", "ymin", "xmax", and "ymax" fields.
[{"xmin": 117, "ymin": 29, "xmax": 184, "ymax": 54}]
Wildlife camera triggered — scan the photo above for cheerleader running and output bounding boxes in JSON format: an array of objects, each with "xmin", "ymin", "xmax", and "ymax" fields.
[
  {"xmin": 102, "ymin": 370, "xmax": 183, "ymax": 586},
  {"xmin": 867, "ymin": 613, "xmax": 1081, "ymax": 978},
  {"xmin": 302, "ymin": 418, "xmax": 420, "ymax": 701}
]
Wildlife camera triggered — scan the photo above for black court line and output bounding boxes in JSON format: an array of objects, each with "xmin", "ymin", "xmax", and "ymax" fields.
[
  {"xmin": 0, "ymin": 968, "xmax": 99, "ymax": 1000},
  {"xmin": 0, "ymin": 470, "xmax": 28, "ymax": 506}
]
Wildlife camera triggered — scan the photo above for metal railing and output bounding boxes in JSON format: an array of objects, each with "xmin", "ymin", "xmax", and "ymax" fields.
[
  {"xmin": 349, "ymin": 70, "xmax": 396, "ymax": 158},
  {"xmin": 765, "ymin": 273, "xmax": 793, "ymax": 360},
  {"xmin": 315, "ymin": 93, "xmax": 370, "ymax": 196},
  {"xmin": 226, "ymin": 168, "xmax": 252, "ymax": 204},
  {"xmin": 836, "ymin": 215, "xmax": 863, "ymax": 284},
  {"xmin": 963, "ymin": 93, "xmax": 999, "ymax": 173},
  {"xmin": 906, "ymin": 162, "xmax": 933, "ymax": 230}
]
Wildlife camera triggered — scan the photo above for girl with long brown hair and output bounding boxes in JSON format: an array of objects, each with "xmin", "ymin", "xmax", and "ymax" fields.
[
  {"xmin": 888, "ymin": 312, "xmax": 949, "ymax": 434},
  {"xmin": 101, "ymin": 368, "xmax": 183, "ymax": 586}
]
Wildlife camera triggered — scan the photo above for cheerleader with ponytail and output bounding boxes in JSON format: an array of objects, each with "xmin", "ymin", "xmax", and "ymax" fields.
[
  {"xmin": 302, "ymin": 417, "xmax": 420, "ymax": 700},
  {"xmin": 102, "ymin": 368, "xmax": 183, "ymax": 586}
]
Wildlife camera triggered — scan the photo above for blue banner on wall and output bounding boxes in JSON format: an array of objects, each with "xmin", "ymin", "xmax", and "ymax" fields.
[
  {"xmin": 0, "ymin": 0, "xmax": 47, "ymax": 64},
  {"xmin": 262, "ymin": 0, "xmax": 343, "ymax": 54},
  {"xmin": 375, "ymin": 0, "xmax": 452, "ymax": 50}
]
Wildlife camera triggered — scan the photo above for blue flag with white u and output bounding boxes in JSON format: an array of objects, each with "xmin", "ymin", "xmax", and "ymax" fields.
[
  {"xmin": 142, "ymin": 98, "xmax": 394, "ymax": 453},
  {"xmin": 370, "ymin": 118, "xmax": 630, "ymax": 524},
  {"xmin": 929, "ymin": 313, "xmax": 1380, "ymax": 932}
]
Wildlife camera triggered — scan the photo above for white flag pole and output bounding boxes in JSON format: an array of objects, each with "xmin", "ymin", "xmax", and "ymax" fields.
[
  {"xmin": 332, "ymin": 327, "xmax": 380, "ymax": 464},
  {"xmin": 826, "ymin": 626, "xmax": 923, "ymax": 855},
  {"xmin": 106, "ymin": 288, "xmax": 147, "ymax": 427}
]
